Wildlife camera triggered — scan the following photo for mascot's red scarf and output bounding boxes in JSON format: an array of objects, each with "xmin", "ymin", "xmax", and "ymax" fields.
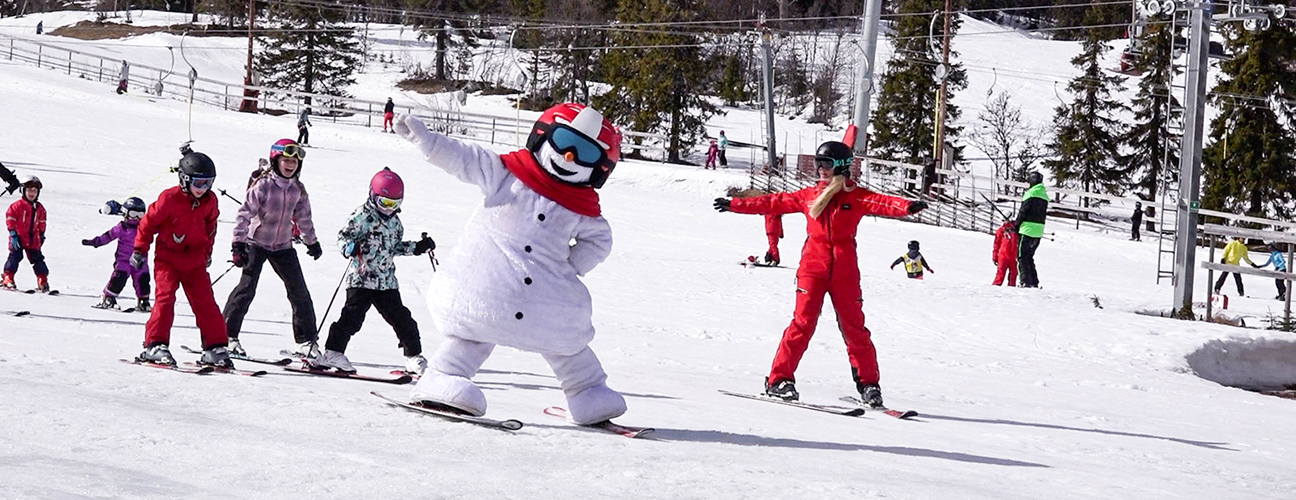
[{"xmin": 500, "ymin": 149, "xmax": 601, "ymax": 217}]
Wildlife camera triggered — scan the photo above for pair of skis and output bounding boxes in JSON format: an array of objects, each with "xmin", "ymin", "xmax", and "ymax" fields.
[
  {"xmin": 719, "ymin": 390, "xmax": 918, "ymax": 420},
  {"xmin": 373, "ymin": 392, "xmax": 654, "ymax": 438}
]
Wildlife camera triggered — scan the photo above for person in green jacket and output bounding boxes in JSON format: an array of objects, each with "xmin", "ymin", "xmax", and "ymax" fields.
[
  {"xmin": 1014, "ymin": 172, "xmax": 1048, "ymax": 288},
  {"xmin": 1214, "ymin": 236, "xmax": 1254, "ymax": 296}
]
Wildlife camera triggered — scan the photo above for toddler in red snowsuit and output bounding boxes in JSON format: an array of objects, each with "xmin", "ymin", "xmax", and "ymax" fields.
[
  {"xmin": 133, "ymin": 151, "xmax": 229, "ymax": 364},
  {"xmin": 715, "ymin": 141, "xmax": 926, "ymax": 407},
  {"xmin": 764, "ymin": 214, "xmax": 783, "ymax": 265},
  {"xmin": 992, "ymin": 220, "xmax": 1019, "ymax": 286}
]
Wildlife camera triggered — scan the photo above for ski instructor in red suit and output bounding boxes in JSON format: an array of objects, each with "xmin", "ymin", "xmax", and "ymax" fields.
[{"xmin": 713, "ymin": 141, "xmax": 927, "ymax": 408}]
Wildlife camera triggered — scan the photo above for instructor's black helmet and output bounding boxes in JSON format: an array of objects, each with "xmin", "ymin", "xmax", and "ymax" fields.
[
  {"xmin": 815, "ymin": 141, "xmax": 854, "ymax": 176},
  {"xmin": 908, "ymin": 240, "xmax": 920, "ymax": 251},
  {"xmin": 178, "ymin": 151, "xmax": 217, "ymax": 195},
  {"xmin": 1027, "ymin": 171, "xmax": 1043, "ymax": 186}
]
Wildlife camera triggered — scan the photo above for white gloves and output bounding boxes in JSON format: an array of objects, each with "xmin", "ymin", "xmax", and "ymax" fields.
[{"xmin": 394, "ymin": 114, "xmax": 432, "ymax": 144}]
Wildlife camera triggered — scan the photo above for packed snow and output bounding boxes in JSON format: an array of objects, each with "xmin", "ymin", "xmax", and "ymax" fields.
[{"xmin": 1, "ymin": 10, "xmax": 1295, "ymax": 500}]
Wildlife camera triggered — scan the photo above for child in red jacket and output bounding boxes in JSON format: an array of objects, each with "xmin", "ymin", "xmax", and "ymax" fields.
[
  {"xmin": 131, "ymin": 149, "xmax": 232, "ymax": 368},
  {"xmin": 3, "ymin": 176, "xmax": 50, "ymax": 292},
  {"xmin": 992, "ymin": 220, "xmax": 1019, "ymax": 286}
]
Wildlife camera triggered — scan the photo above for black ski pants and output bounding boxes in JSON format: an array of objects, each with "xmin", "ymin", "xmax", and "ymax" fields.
[
  {"xmin": 297, "ymin": 125, "xmax": 309, "ymax": 145},
  {"xmin": 222, "ymin": 246, "xmax": 317, "ymax": 343},
  {"xmin": 1214, "ymin": 263, "xmax": 1244, "ymax": 296},
  {"xmin": 324, "ymin": 288, "xmax": 421, "ymax": 357},
  {"xmin": 1018, "ymin": 235, "xmax": 1041, "ymax": 288}
]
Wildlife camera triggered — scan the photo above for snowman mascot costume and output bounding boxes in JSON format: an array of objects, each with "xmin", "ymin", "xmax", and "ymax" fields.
[{"xmin": 395, "ymin": 103, "xmax": 626, "ymax": 425}]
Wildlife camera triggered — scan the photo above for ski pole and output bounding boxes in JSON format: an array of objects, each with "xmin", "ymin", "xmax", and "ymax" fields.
[
  {"xmin": 315, "ymin": 264, "xmax": 350, "ymax": 334},
  {"xmin": 211, "ymin": 262, "xmax": 236, "ymax": 285},
  {"xmin": 421, "ymin": 232, "xmax": 437, "ymax": 272},
  {"xmin": 218, "ymin": 189, "xmax": 243, "ymax": 205}
]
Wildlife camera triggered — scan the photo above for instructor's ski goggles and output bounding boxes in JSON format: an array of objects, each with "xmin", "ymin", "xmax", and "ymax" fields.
[
  {"xmin": 546, "ymin": 124, "xmax": 610, "ymax": 169},
  {"xmin": 272, "ymin": 143, "xmax": 306, "ymax": 159},
  {"xmin": 375, "ymin": 195, "xmax": 402, "ymax": 211},
  {"xmin": 189, "ymin": 176, "xmax": 215, "ymax": 190}
]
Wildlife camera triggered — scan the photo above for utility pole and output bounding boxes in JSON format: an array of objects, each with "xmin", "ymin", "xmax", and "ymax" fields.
[
  {"xmin": 849, "ymin": 0, "xmax": 883, "ymax": 154},
  {"xmin": 933, "ymin": 0, "xmax": 952, "ymax": 170},
  {"xmin": 759, "ymin": 16, "xmax": 779, "ymax": 172},
  {"xmin": 1171, "ymin": 3, "xmax": 1212, "ymax": 316},
  {"xmin": 239, "ymin": 0, "xmax": 258, "ymax": 113}
]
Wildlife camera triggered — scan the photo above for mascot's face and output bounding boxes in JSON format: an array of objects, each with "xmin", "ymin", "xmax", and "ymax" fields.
[{"xmin": 537, "ymin": 138, "xmax": 598, "ymax": 185}]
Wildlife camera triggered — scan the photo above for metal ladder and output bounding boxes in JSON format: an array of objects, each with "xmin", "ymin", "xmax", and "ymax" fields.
[{"xmin": 1156, "ymin": 8, "xmax": 1189, "ymax": 284}]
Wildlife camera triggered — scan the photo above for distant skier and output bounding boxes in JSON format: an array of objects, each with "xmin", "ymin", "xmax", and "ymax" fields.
[
  {"xmin": 718, "ymin": 130, "xmax": 729, "ymax": 167},
  {"xmin": 311, "ymin": 168, "xmax": 435, "ymax": 375},
  {"xmin": 1131, "ymin": 202, "xmax": 1143, "ymax": 241},
  {"xmin": 116, "ymin": 60, "xmax": 130, "ymax": 95},
  {"xmin": 83, "ymin": 197, "xmax": 151, "ymax": 311},
  {"xmin": 991, "ymin": 220, "xmax": 1019, "ymax": 287},
  {"xmin": 1014, "ymin": 171, "xmax": 1048, "ymax": 288},
  {"xmin": 727, "ymin": 187, "xmax": 784, "ymax": 266},
  {"xmin": 0, "ymin": 162, "xmax": 20, "ymax": 196},
  {"xmin": 222, "ymin": 139, "xmax": 323, "ymax": 359},
  {"xmin": 131, "ymin": 149, "xmax": 231, "ymax": 368},
  {"xmin": 1253, "ymin": 243, "xmax": 1288, "ymax": 300},
  {"xmin": 890, "ymin": 240, "xmax": 933, "ymax": 279},
  {"xmin": 705, "ymin": 139, "xmax": 718, "ymax": 170},
  {"xmin": 383, "ymin": 97, "xmax": 396, "ymax": 133},
  {"xmin": 297, "ymin": 107, "xmax": 312, "ymax": 146},
  {"xmin": 713, "ymin": 140, "xmax": 927, "ymax": 408},
  {"xmin": 3, "ymin": 176, "xmax": 50, "ymax": 292},
  {"xmin": 1214, "ymin": 235, "xmax": 1254, "ymax": 296},
  {"xmin": 396, "ymin": 103, "xmax": 629, "ymax": 425}
]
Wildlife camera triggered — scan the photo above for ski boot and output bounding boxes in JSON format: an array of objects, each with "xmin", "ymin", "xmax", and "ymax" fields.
[
  {"xmin": 764, "ymin": 377, "xmax": 799, "ymax": 401},
  {"xmin": 1, "ymin": 272, "xmax": 15, "ymax": 290},
  {"xmin": 293, "ymin": 340, "xmax": 321, "ymax": 360},
  {"xmin": 311, "ymin": 349, "xmax": 356, "ymax": 373},
  {"xmin": 136, "ymin": 297, "xmax": 151, "ymax": 312},
  {"xmin": 34, "ymin": 275, "xmax": 49, "ymax": 293},
  {"xmin": 405, "ymin": 354, "xmax": 428, "ymax": 375},
  {"xmin": 138, "ymin": 344, "xmax": 176, "ymax": 366},
  {"xmin": 227, "ymin": 338, "xmax": 247, "ymax": 357},
  {"xmin": 859, "ymin": 383, "xmax": 884, "ymax": 409},
  {"xmin": 92, "ymin": 295, "xmax": 119, "ymax": 310},
  {"xmin": 198, "ymin": 346, "xmax": 235, "ymax": 369}
]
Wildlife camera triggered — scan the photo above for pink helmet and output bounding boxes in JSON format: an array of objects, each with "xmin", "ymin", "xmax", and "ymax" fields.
[
  {"xmin": 269, "ymin": 138, "xmax": 305, "ymax": 177},
  {"xmin": 526, "ymin": 102, "xmax": 621, "ymax": 188},
  {"xmin": 369, "ymin": 167, "xmax": 404, "ymax": 214}
]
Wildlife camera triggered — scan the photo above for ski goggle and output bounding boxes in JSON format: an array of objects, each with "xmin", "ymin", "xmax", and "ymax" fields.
[
  {"xmin": 547, "ymin": 124, "xmax": 608, "ymax": 169},
  {"xmin": 815, "ymin": 156, "xmax": 853, "ymax": 168},
  {"xmin": 125, "ymin": 208, "xmax": 145, "ymax": 220},
  {"xmin": 189, "ymin": 176, "xmax": 215, "ymax": 190},
  {"xmin": 273, "ymin": 143, "xmax": 306, "ymax": 159},
  {"xmin": 375, "ymin": 195, "xmax": 402, "ymax": 211}
]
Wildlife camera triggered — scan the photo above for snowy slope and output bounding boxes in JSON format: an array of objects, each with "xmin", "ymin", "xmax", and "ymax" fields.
[{"xmin": 2, "ymin": 15, "xmax": 1296, "ymax": 500}]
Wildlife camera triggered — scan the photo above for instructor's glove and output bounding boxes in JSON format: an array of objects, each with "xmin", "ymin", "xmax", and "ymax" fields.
[
  {"xmin": 413, "ymin": 235, "xmax": 436, "ymax": 256},
  {"xmin": 907, "ymin": 201, "xmax": 928, "ymax": 214},
  {"xmin": 231, "ymin": 242, "xmax": 249, "ymax": 268},
  {"xmin": 8, "ymin": 230, "xmax": 21, "ymax": 251},
  {"xmin": 81, "ymin": 238, "xmax": 94, "ymax": 247},
  {"xmin": 129, "ymin": 251, "xmax": 146, "ymax": 269},
  {"xmin": 305, "ymin": 241, "xmax": 323, "ymax": 260},
  {"xmin": 713, "ymin": 198, "xmax": 732, "ymax": 212}
]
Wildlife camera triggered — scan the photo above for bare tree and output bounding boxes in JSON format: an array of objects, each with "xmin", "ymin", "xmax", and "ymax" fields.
[
  {"xmin": 809, "ymin": 30, "xmax": 847, "ymax": 126},
  {"xmin": 968, "ymin": 91, "xmax": 1041, "ymax": 194}
]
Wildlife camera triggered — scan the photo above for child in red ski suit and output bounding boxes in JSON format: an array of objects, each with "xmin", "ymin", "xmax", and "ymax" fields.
[
  {"xmin": 991, "ymin": 220, "xmax": 1019, "ymax": 286},
  {"xmin": 3, "ymin": 176, "xmax": 50, "ymax": 291},
  {"xmin": 764, "ymin": 214, "xmax": 783, "ymax": 265},
  {"xmin": 713, "ymin": 140, "xmax": 926, "ymax": 408},
  {"xmin": 132, "ymin": 150, "xmax": 230, "ymax": 367}
]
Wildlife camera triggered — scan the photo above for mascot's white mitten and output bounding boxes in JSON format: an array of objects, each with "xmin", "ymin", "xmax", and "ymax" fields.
[{"xmin": 394, "ymin": 114, "xmax": 432, "ymax": 145}]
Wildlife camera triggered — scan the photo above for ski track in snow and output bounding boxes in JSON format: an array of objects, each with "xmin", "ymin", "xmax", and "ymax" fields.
[{"xmin": 0, "ymin": 10, "xmax": 1294, "ymax": 500}]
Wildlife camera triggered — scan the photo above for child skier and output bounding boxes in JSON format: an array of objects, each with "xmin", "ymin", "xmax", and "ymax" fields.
[
  {"xmin": 131, "ymin": 148, "xmax": 231, "ymax": 368},
  {"xmin": 890, "ymin": 240, "xmax": 934, "ymax": 279},
  {"xmin": 991, "ymin": 220, "xmax": 1019, "ymax": 287},
  {"xmin": 727, "ymin": 187, "xmax": 784, "ymax": 266},
  {"xmin": 705, "ymin": 139, "xmax": 719, "ymax": 170},
  {"xmin": 311, "ymin": 168, "xmax": 435, "ymax": 374},
  {"xmin": 83, "ymin": 197, "xmax": 151, "ymax": 311},
  {"xmin": 3, "ymin": 176, "xmax": 50, "ymax": 292},
  {"xmin": 1254, "ymin": 243, "xmax": 1289, "ymax": 300},
  {"xmin": 222, "ymin": 139, "xmax": 323, "ymax": 358},
  {"xmin": 397, "ymin": 103, "xmax": 628, "ymax": 425}
]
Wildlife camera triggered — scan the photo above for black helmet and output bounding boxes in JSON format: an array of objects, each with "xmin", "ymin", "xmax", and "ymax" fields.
[
  {"xmin": 815, "ymin": 141, "xmax": 854, "ymax": 176},
  {"xmin": 123, "ymin": 197, "xmax": 147, "ymax": 220},
  {"xmin": 178, "ymin": 151, "xmax": 217, "ymax": 194},
  {"xmin": 908, "ymin": 240, "xmax": 920, "ymax": 251},
  {"xmin": 1027, "ymin": 171, "xmax": 1043, "ymax": 185}
]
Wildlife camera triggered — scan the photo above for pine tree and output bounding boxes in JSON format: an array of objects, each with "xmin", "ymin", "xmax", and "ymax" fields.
[
  {"xmin": 594, "ymin": 0, "xmax": 717, "ymax": 163},
  {"xmin": 869, "ymin": 0, "xmax": 967, "ymax": 164},
  {"xmin": 254, "ymin": 2, "xmax": 362, "ymax": 106},
  {"xmin": 1043, "ymin": 22, "xmax": 1129, "ymax": 204},
  {"xmin": 1202, "ymin": 22, "xmax": 1296, "ymax": 218},
  {"xmin": 1122, "ymin": 23, "xmax": 1180, "ymax": 200},
  {"xmin": 716, "ymin": 53, "xmax": 749, "ymax": 105}
]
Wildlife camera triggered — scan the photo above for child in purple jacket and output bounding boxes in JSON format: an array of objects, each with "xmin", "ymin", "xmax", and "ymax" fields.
[{"xmin": 83, "ymin": 197, "xmax": 151, "ymax": 311}]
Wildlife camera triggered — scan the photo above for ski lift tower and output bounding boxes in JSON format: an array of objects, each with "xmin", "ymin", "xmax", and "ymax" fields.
[{"xmin": 1143, "ymin": 0, "xmax": 1291, "ymax": 316}]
